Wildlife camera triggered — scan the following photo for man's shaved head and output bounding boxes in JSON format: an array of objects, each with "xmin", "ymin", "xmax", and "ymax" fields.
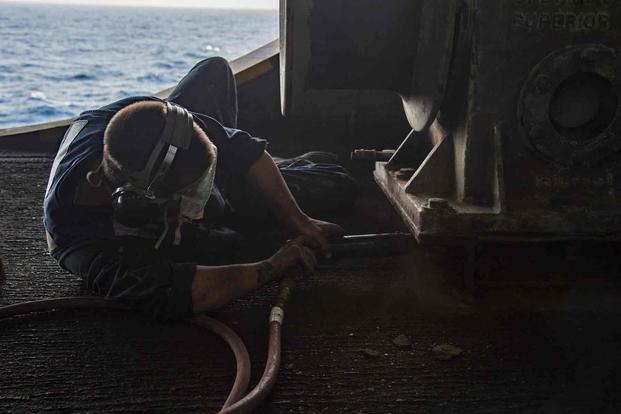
[{"xmin": 102, "ymin": 101, "xmax": 215, "ymax": 193}]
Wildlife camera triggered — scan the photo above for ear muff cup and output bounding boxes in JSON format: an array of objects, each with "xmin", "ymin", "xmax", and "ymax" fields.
[{"xmin": 112, "ymin": 190, "xmax": 163, "ymax": 228}]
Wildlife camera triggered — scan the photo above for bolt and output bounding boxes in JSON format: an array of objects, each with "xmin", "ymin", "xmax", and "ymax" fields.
[
  {"xmin": 396, "ymin": 168, "xmax": 416, "ymax": 180},
  {"xmin": 580, "ymin": 48, "xmax": 600, "ymax": 62},
  {"xmin": 529, "ymin": 126, "xmax": 547, "ymax": 140},
  {"xmin": 579, "ymin": 46, "xmax": 612, "ymax": 63},
  {"xmin": 534, "ymin": 74, "xmax": 552, "ymax": 94},
  {"xmin": 427, "ymin": 198, "xmax": 450, "ymax": 209},
  {"xmin": 351, "ymin": 149, "xmax": 395, "ymax": 162},
  {"xmin": 566, "ymin": 156, "xmax": 579, "ymax": 167}
]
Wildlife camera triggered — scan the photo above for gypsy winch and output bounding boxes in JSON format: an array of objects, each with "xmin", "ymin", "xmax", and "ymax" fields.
[{"xmin": 280, "ymin": 0, "xmax": 621, "ymax": 242}]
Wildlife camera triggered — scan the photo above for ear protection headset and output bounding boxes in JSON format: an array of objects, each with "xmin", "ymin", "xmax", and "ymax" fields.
[{"xmin": 111, "ymin": 102, "xmax": 194, "ymax": 228}]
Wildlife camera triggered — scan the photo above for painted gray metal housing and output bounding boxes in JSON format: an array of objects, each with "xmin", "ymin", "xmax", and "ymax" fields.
[{"xmin": 280, "ymin": 0, "xmax": 621, "ymax": 242}]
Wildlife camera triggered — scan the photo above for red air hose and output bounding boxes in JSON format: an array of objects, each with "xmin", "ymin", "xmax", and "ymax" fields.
[
  {"xmin": 0, "ymin": 278, "xmax": 295, "ymax": 414},
  {"xmin": 0, "ymin": 297, "xmax": 253, "ymax": 412},
  {"xmin": 192, "ymin": 315, "xmax": 252, "ymax": 409},
  {"xmin": 218, "ymin": 277, "xmax": 295, "ymax": 414}
]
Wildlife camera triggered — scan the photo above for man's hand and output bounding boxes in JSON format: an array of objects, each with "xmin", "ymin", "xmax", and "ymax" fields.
[
  {"xmin": 290, "ymin": 215, "xmax": 344, "ymax": 258},
  {"xmin": 258, "ymin": 237, "xmax": 318, "ymax": 286},
  {"xmin": 192, "ymin": 237, "xmax": 317, "ymax": 312}
]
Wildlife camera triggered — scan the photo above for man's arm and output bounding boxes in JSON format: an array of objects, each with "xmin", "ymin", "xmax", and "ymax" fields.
[
  {"xmin": 191, "ymin": 238, "xmax": 316, "ymax": 313},
  {"xmin": 245, "ymin": 151, "xmax": 344, "ymax": 255}
]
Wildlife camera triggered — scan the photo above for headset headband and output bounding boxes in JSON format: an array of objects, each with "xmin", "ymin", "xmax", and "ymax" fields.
[{"xmin": 131, "ymin": 102, "xmax": 194, "ymax": 192}]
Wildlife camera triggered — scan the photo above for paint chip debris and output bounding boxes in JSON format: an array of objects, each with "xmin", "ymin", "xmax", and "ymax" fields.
[
  {"xmin": 432, "ymin": 344, "xmax": 463, "ymax": 360},
  {"xmin": 392, "ymin": 334, "xmax": 413, "ymax": 348},
  {"xmin": 361, "ymin": 348, "xmax": 381, "ymax": 358}
]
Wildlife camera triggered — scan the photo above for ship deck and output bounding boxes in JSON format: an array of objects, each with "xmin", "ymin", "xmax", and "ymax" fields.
[{"xmin": 2, "ymin": 150, "xmax": 621, "ymax": 413}]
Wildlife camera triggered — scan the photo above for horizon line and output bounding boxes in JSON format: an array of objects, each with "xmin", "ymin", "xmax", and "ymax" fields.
[{"xmin": 0, "ymin": 0, "xmax": 278, "ymax": 10}]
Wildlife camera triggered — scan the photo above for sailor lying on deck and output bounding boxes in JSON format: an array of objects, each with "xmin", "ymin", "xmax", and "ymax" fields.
[{"xmin": 43, "ymin": 57, "xmax": 356, "ymax": 319}]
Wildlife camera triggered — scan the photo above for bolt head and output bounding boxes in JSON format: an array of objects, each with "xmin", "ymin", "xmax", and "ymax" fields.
[
  {"xmin": 396, "ymin": 168, "xmax": 416, "ymax": 180},
  {"xmin": 579, "ymin": 47, "xmax": 613, "ymax": 63},
  {"xmin": 529, "ymin": 126, "xmax": 547, "ymax": 140},
  {"xmin": 534, "ymin": 75, "xmax": 552, "ymax": 94},
  {"xmin": 427, "ymin": 198, "xmax": 450, "ymax": 209}
]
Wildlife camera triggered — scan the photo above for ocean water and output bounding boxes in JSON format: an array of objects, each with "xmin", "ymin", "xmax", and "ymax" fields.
[{"xmin": 0, "ymin": 3, "xmax": 278, "ymax": 129}]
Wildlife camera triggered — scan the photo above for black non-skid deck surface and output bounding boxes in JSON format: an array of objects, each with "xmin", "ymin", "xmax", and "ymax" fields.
[{"xmin": 1, "ymin": 152, "xmax": 621, "ymax": 413}]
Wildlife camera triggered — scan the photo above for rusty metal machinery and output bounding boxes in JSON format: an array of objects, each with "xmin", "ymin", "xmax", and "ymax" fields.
[{"xmin": 280, "ymin": 0, "xmax": 621, "ymax": 243}]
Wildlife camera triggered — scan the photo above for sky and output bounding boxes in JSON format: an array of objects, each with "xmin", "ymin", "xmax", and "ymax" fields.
[{"xmin": 0, "ymin": 0, "xmax": 278, "ymax": 9}]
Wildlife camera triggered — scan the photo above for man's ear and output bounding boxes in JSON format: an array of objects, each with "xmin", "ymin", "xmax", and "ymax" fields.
[{"xmin": 86, "ymin": 165, "xmax": 105, "ymax": 188}]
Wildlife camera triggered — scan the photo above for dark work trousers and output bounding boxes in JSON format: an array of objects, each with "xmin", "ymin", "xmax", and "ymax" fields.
[
  {"xmin": 167, "ymin": 57, "xmax": 254, "ymax": 230},
  {"xmin": 167, "ymin": 56, "xmax": 239, "ymax": 129}
]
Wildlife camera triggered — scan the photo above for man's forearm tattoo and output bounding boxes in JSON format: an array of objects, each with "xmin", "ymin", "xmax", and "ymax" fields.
[{"xmin": 257, "ymin": 261, "xmax": 279, "ymax": 286}]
